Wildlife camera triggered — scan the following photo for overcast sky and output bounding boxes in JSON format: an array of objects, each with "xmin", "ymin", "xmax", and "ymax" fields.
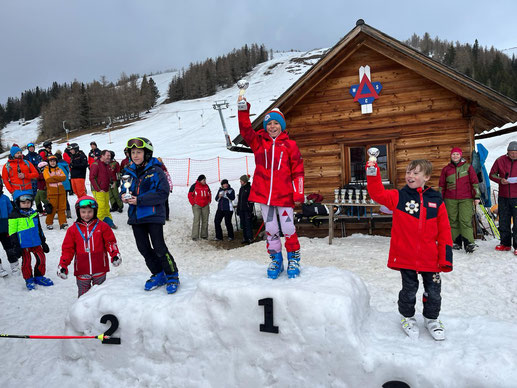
[{"xmin": 1, "ymin": 0, "xmax": 516, "ymax": 104}]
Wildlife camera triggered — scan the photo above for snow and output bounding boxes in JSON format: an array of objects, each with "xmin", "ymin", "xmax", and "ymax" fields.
[{"xmin": 0, "ymin": 50, "xmax": 517, "ymax": 387}]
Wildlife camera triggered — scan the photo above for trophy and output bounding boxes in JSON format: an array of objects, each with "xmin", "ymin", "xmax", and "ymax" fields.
[
  {"xmin": 121, "ymin": 175, "xmax": 133, "ymax": 200},
  {"xmin": 354, "ymin": 189, "xmax": 360, "ymax": 204},
  {"xmin": 237, "ymin": 80, "xmax": 249, "ymax": 111},
  {"xmin": 361, "ymin": 189, "xmax": 368, "ymax": 204},
  {"xmin": 334, "ymin": 189, "xmax": 340, "ymax": 204},
  {"xmin": 340, "ymin": 189, "xmax": 346, "ymax": 204},
  {"xmin": 367, "ymin": 147, "xmax": 380, "ymax": 176},
  {"xmin": 347, "ymin": 189, "xmax": 354, "ymax": 204}
]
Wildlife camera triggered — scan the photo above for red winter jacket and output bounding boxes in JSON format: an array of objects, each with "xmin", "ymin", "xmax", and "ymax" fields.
[
  {"xmin": 238, "ymin": 104, "xmax": 304, "ymax": 207},
  {"xmin": 438, "ymin": 160, "xmax": 480, "ymax": 200},
  {"xmin": 188, "ymin": 181, "xmax": 211, "ymax": 207},
  {"xmin": 89, "ymin": 160, "xmax": 111, "ymax": 192},
  {"xmin": 2, "ymin": 158, "xmax": 39, "ymax": 193},
  {"xmin": 489, "ymin": 154, "xmax": 517, "ymax": 199},
  {"xmin": 367, "ymin": 164, "xmax": 453, "ymax": 273},
  {"xmin": 59, "ymin": 219, "xmax": 119, "ymax": 276}
]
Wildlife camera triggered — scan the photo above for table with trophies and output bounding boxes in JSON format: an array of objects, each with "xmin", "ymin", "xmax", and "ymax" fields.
[{"xmin": 322, "ymin": 147, "xmax": 391, "ymax": 244}]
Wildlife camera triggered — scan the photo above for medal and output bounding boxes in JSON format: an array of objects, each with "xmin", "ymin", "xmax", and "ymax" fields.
[{"xmin": 85, "ymin": 247, "xmax": 90, "ymax": 253}]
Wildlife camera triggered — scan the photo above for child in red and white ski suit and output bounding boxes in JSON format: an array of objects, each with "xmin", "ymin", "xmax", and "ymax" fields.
[
  {"xmin": 57, "ymin": 196, "xmax": 121, "ymax": 297},
  {"xmin": 238, "ymin": 97, "xmax": 304, "ymax": 279},
  {"xmin": 367, "ymin": 159, "xmax": 452, "ymax": 340}
]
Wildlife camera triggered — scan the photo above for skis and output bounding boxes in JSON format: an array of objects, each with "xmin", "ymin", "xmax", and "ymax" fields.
[{"xmin": 478, "ymin": 203, "xmax": 500, "ymax": 239}]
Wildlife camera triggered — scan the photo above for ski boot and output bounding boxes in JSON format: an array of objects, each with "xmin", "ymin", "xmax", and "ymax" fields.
[
  {"xmin": 0, "ymin": 263, "xmax": 8, "ymax": 277},
  {"xmin": 465, "ymin": 242, "xmax": 477, "ymax": 253},
  {"xmin": 495, "ymin": 245, "xmax": 511, "ymax": 251},
  {"xmin": 267, "ymin": 252, "xmax": 284, "ymax": 279},
  {"xmin": 400, "ymin": 316, "xmax": 419, "ymax": 339},
  {"xmin": 144, "ymin": 271, "xmax": 166, "ymax": 291},
  {"xmin": 424, "ymin": 317, "xmax": 445, "ymax": 341},
  {"xmin": 34, "ymin": 276, "xmax": 54, "ymax": 287},
  {"xmin": 165, "ymin": 272, "xmax": 180, "ymax": 294},
  {"xmin": 66, "ymin": 209, "xmax": 72, "ymax": 219},
  {"xmin": 25, "ymin": 278, "xmax": 36, "ymax": 291},
  {"xmin": 286, "ymin": 250, "xmax": 301, "ymax": 279},
  {"xmin": 10, "ymin": 261, "xmax": 20, "ymax": 276},
  {"xmin": 60, "ymin": 224, "xmax": 68, "ymax": 230}
]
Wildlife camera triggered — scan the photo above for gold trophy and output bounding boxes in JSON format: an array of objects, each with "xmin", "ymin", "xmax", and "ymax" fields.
[
  {"xmin": 237, "ymin": 80, "xmax": 249, "ymax": 111},
  {"xmin": 121, "ymin": 175, "xmax": 133, "ymax": 200},
  {"xmin": 367, "ymin": 147, "xmax": 380, "ymax": 176}
]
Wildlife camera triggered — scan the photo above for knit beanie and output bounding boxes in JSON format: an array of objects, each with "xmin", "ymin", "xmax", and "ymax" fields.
[
  {"xmin": 263, "ymin": 108, "xmax": 286, "ymax": 132},
  {"xmin": 10, "ymin": 146, "xmax": 22, "ymax": 157},
  {"xmin": 221, "ymin": 179, "xmax": 229, "ymax": 185},
  {"xmin": 240, "ymin": 174, "xmax": 249, "ymax": 184},
  {"xmin": 507, "ymin": 141, "xmax": 517, "ymax": 151},
  {"xmin": 450, "ymin": 147, "xmax": 462, "ymax": 156},
  {"xmin": 197, "ymin": 174, "xmax": 206, "ymax": 182}
]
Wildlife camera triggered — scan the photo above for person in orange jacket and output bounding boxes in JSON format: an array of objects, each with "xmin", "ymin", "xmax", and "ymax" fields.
[
  {"xmin": 43, "ymin": 155, "xmax": 67, "ymax": 230},
  {"xmin": 188, "ymin": 175, "xmax": 211, "ymax": 240},
  {"xmin": 2, "ymin": 146, "xmax": 39, "ymax": 194}
]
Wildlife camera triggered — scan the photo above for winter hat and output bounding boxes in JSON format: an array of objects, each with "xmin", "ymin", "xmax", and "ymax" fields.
[
  {"xmin": 10, "ymin": 146, "xmax": 22, "ymax": 157},
  {"xmin": 221, "ymin": 179, "xmax": 229, "ymax": 185},
  {"xmin": 507, "ymin": 141, "xmax": 517, "ymax": 152},
  {"xmin": 450, "ymin": 147, "xmax": 462, "ymax": 156},
  {"xmin": 197, "ymin": 174, "xmax": 206, "ymax": 182},
  {"xmin": 240, "ymin": 174, "xmax": 249, "ymax": 184},
  {"xmin": 263, "ymin": 108, "xmax": 286, "ymax": 132}
]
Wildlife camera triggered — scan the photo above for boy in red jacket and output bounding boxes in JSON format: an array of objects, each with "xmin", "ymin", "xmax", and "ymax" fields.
[
  {"xmin": 57, "ymin": 196, "xmax": 121, "ymax": 297},
  {"xmin": 367, "ymin": 159, "xmax": 453, "ymax": 341},
  {"xmin": 238, "ymin": 97, "xmax": 304, "ymax": 279}
]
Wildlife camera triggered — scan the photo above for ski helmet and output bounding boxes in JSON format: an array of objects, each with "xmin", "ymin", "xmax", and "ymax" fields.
[
  {"xmin": 126, "ymin": 137, "xmax": 153, "ymax": 162},
  {"xmin": 70, "ymin": 143, "xmax": 79, "ymax": 150},
  {"xmin": 43, "ymin": 140, "xmax": 52, "ymax": 148},
  {"xmin": 13, "ymin": 190, "xmax": 34, "ymax": 208},
  {"xmin": 75, "ymin": 196, "xmax": 98, "ymax": 220}
]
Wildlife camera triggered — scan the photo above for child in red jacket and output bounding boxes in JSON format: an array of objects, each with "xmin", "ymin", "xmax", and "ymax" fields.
[
  {"xmin": 367, "ymin": 159, "xmax": 453, "ymax": 341},
  {"xmin": 57, "ymin": 196, "xmax": 121, "ymax": 297},
  {"xmin": 238, "ymin": 97, "xmax": 304, "ymax": 279}
]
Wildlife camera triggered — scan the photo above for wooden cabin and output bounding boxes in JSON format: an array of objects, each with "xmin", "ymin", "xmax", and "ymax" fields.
[{"xmin": 232, "ymin": 20, "xmax": 517, "ymax": 236}]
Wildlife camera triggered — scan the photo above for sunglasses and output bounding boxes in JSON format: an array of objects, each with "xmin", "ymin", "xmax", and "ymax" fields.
[
  {"xmin": 19, "ymin": 195, "xmax": 33, "ymax": 202},
  {"xmin": 77, "ymin": 199, "xmax": 97, "ymax": 208},
  {"xmin": 126, "ymin": 138, "xmax": 152, "ymax": 150}
]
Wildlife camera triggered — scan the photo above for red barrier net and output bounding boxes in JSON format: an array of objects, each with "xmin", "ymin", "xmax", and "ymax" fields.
[{"xmin": 162, "ymin": 156, "xmax": 255, "ymax": 187}]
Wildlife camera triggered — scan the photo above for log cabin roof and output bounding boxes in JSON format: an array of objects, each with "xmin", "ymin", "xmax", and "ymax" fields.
[{"xmin": 232, "ymin": 20, "xmax": 517, "ymax": 148}]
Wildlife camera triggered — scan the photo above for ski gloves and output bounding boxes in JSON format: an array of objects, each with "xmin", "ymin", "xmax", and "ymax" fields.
[
  {"xmin": 57, "ymin": 266, "xmax": 68, "ymax": 280},
  {"xmin": 112, "ymin": 255, "xmax": 122, "ymax": 267}
]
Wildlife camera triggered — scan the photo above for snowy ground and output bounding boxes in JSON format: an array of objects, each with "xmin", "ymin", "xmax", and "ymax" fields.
[{"xmin": 0, "ymin": 50, "xmax": 516, "ymax": 387}]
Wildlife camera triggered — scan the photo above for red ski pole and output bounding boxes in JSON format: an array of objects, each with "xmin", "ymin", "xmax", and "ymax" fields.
[
  {"xmin": 0, "ymin": 333, "xmax": 108, "ymax": 340},
  {"xmin": 253, "ymin": 221, "xmax": 264, "ymax": 241}
]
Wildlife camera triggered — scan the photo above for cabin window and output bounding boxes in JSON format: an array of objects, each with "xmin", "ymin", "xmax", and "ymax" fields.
[{"xmin": 348, "ymin": 144, "xmax": 389, "ymax": 183}]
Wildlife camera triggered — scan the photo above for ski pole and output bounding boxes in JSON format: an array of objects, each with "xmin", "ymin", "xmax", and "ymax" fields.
[
  {"xmin": 253, "ymin": 221, "xmax": 264, "ymax": 241},
  {"xmin": 0, "ymin": 333, "xmax": 108, "ymax": 340}
]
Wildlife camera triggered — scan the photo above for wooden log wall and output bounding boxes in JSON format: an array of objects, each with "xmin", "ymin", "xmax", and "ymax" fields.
[{"xmin": 285, "ymin": 46, "xmax": 473, "ymax": 200}]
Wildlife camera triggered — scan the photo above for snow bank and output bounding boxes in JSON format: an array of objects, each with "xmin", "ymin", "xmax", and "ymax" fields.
[{"xmin": 61, "ymin": 261, "xmax": 517, "ymax": 387}]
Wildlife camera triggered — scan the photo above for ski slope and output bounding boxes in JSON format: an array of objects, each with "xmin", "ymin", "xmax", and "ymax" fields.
[{"xmin": 0, "ymin": 50, "xmax": 516, "ymax": 387}]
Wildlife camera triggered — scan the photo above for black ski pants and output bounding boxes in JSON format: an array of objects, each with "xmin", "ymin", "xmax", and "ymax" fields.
[
  {"xmin": 131, "ymin": 223, "xmax": 178, "ymax": 276},
  {"xmin": 498, "ymin": 196, "xmax": 517, "ymax": 248},
  {"xmin": 398, "ymin": 269, "xmax": 442, "ymax": 320},
  {"xmin": 240, "ymin": 211, "xmax": 253, "ymax": 242},
  {"xmin": 0, "ymin": 232, "xmax": 18, "ymax": 263},
  {"xmin": 214, "ymin": 210, "xmax": 234, "ymax": 240}
]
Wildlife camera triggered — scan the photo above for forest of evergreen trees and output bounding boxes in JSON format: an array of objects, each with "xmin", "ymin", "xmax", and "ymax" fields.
[
  {"xmin": 0, "ymin": 73, "xmax": 159, "ymax": 139},
  {"xmin": 1, "ymin": 35, "xmax": 516, "ymax": 141},
  {"xmin": 405, "ymin": 33, "xmax": 517, "ymax": 99},
  {"xmin": 167, "ymin": 44, "xmax": 268, "ymax": 102}
]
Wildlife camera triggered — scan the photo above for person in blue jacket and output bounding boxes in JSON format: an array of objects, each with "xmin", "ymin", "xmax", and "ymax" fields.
[
  {"xmin": 0, "ymin": 180, "xmax": 20, "ymax": 277},
  {"xmin": 8, "ymin": 190, "xmax": 52, "ymax": 290},
  {"xmin": 214, "ymin": 179, "xmax": 235, "ymax": 241},
  {"xmin": 121, "ymin": 137, "xmax": 179, "ymax": 294},
  {"xmin": 24, "ymin": 142, "xmax": 41, "ymax": 196}
]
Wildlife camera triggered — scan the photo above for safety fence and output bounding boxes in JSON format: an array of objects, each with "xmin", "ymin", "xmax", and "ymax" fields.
[{"xmin": 160, "ymin": 156, "xmax": 255, "ymax": 187}]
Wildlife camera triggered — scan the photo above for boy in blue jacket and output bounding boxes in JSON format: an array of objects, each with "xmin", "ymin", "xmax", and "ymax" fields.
[
  {"xmin": 0, "ymin": 180, "xmax": 20, "ymax": 276},
  {"xmin": 8, "ymin": 190, "xmax": 52, "ymax": 290}
]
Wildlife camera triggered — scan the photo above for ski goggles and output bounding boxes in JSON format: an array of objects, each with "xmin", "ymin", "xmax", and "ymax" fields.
[
  {"xmin": 126, "ymin": 138, "xmax": 153, "ymax": 151},
  {"xmin": 77, "ymin": 199, "xmax": 97, "ymax": 208},
  {"xmin": 18, "ymin": 195, "xmax": 33, "ymax": 202},
  {"xmin": 27, "ymin": 143, "xmax": 35, "ymax": 148}
]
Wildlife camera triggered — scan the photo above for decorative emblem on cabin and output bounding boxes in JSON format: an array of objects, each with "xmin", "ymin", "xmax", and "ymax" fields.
[
  {"xmin": 405, "ymin": 200, "xmax": 419, "ymax": 215},
  {"xmin": 349, "ymin": 65, "xmax": 383, "ymax": 114}
]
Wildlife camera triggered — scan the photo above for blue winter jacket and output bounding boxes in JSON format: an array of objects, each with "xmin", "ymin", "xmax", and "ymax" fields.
[
  {"xmin": 57, "ymin": 160, "xmax": 71, "ymax": 191},
  {"xmin": 0, "ymin": 194, "xmax": 13, "ymax": 234},
  {"xmin": 24, "ymin": 151, "xmax": 41, "ymax": 168},
  {"xmin": 8, "ymin": 208, "xmax": 45, "ymax": 249},
  {"xmin": 122, "ymin": 157, "xmax": 169, "ymax": 225}
]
